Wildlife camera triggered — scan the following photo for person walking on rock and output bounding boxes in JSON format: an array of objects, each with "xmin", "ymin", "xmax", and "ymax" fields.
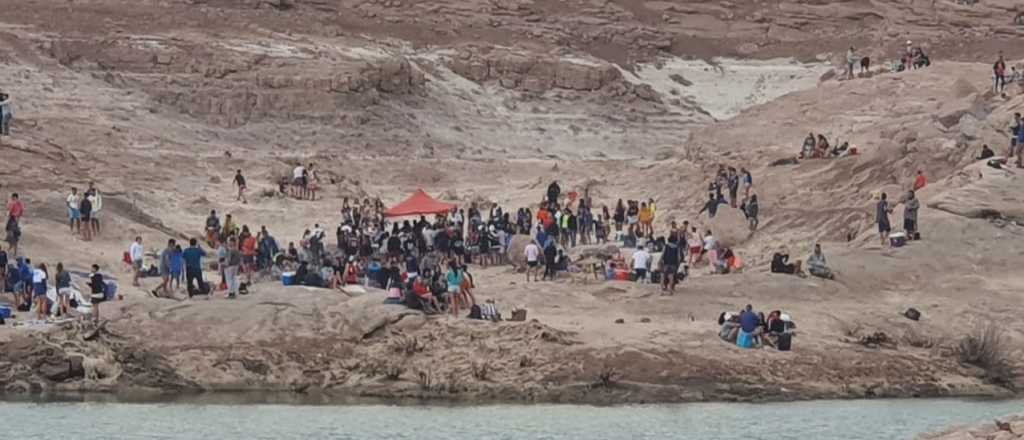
[{"xmin": 234, "ymin": 169, "xmax": 248, "ymax": 204}]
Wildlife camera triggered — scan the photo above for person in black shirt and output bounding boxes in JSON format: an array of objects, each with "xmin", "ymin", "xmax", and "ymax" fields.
[
  {"xmin": 234, "ymin": 169, "xmax": 247, "ymax": 204},
  {"xmin": 79, "ymin": 194, "xmax": 94, "ymax": 241},
  {"xmin": 699, "ymin": 193, "xmax": 721, "ymax": 219},
  {"xmin": 660, "ymin": 231, "xmax": 682, "ymax": 295},
  {"xmin": 88, "ymin": 264, "xmax": 105, "ymax": 323}
]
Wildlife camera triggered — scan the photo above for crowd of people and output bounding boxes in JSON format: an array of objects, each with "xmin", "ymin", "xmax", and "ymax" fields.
[{"xmin": 719, "ymin": 304, "xmax": 796, "ymax": 350}]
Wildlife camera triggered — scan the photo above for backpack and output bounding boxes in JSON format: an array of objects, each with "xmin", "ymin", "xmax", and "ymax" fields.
[
  {"xmin": 903, "ymin": 307, "xmax": 921, "ymax": 321},
  {"xmin": 104, "ymin": 281, "xmax": 118, "ymax": 301},
  {"xmin": 188, "ymin": 281, "xmax": 211, "ymax": 297},
  {"xmin": 777, "ymin": 333, "xmax": 792, "ymax": 351},
  {"xmin": 468, "ymin": 304, "xmax": 483, "ymax": 320}
]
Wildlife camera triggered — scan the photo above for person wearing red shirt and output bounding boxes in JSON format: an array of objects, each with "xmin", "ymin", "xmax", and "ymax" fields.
[
  {"xmin": 7, "ymin": 193, "xmax": 23, "ymax": 220},
  {"xmin": 5, "ymin": 193, "xmax": 23, "ymax": 256},
  {"xmin": 241, "ymin": 232, "xmax": 257, "ymax": 283},
  {"xmin": 412, "ymin": 275, "xmax": 439, "ymax": 313},
  {"xmin": 913, "ymin": 170, "xmax": 927, "ymax": 191}
]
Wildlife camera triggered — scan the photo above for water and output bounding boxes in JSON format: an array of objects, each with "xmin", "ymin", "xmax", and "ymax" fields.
[{"xmin": 3, "ymin": 397, "xmax": 1021, "ymax": 439}]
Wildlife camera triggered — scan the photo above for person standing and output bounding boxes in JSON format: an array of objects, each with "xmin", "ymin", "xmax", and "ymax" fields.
[
  {"xmin": 741, "ymin": 167, "xmax": 753, "ymax": 199},
  {"xmin": 85, "ymin": 182, "xmax": 102, "ymax": 236},
  {"xmin": 546, "ymin": 181, "xmax": 560, "ymax": 207},
  {"xmin": 32, "ymin": 263, "xmax": 48, "ymax": 320},
  {"xmin": 903, "ymin": 190, "xmax": 920, "ymax": 238},
  {"xmin": 88, "ymin": 264, "xmax": 105, "ymax": 323},
  {"xmin": 205, "ymin": 210, "xmax": 221, "ymax": 247},
  {"xmin": 224, "ymin": 237, "xmax": 242, "ymax": 299},
  {"xmin": 0, "ymin": 91, "xmax": 12, "ymax": 137},
  {"xmin": 631, "ymin": 245, "xmax": 651, "ymax": 283},
  {"xmin": 129, "ymin": 236, "xmax": 144, "ymax": 287},
  {"xmin": 524, "ymin": 240, "xmax": 540, "ymax": 282},
  {"xmin": 234, "ymin": 169, "xmax": 248, "ymax": 204},
  {"xmin": 6, "ymin": 193, "xmax": 24, "ymax": 257},
  {"xmin": 994, "ymin": 53, "xmax": 1007, "ymax": 94},
  {"xmin": 877, "ymin": 192, "xmax": 893, "ymax": 247},
  {"xmin": 79, "ymin": 190, "xmax": 93, "ymax": 241},
  {"xmin": 66, "ymin": 187, "xmax": 81, "ymax": 235},
  {"xmin": 744, "ymin": 194, "xmax": 760, "ymax": 231},
  {"xmin": 153, "ymin": 239, "xmax": 176, "ymax": 297},
  {"xmin": 660, "ymin": 230, "xmax": 682, "ymax": 294},
  {"xmin": 55, "ymin": 262, "xmax": 72, "ymax": 317},
  {"xmin": 699, "ymin": 193, "xmax": 721, "ymax": 219},
  {"xmin": 846, "ymin": 46, "xmax": 857, "ymax": 80},
  {"xmin": 0, "ymin": 244, "xmax": 7, "ymax": 294},
  {"xmin": 182, "ymin": 238, "xmax": 208, "ymax": 297},
  {"xmin": 542, "ymin": 240, "xmax": 557, "ymax": 281}
]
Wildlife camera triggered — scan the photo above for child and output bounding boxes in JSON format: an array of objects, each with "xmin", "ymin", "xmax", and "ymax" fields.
[{"xmin": 170, "ymin": 245, "xmax": 184, "ymax": 291}]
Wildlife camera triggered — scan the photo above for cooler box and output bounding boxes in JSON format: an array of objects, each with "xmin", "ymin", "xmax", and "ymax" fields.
[
  {"xmin": 615, "ymin": 270, "xmax": 630, "ymax": 281},
  {"xmin": 890, "ymin": 232, "xmax": 907, "ymax": 248},
  {"xmin": 0, "ymin": 305, "xmax": 11, "ymax": 319},
  {"xmin": 282, "ymin": 272, "xmax": 297, "ymax": 286}
]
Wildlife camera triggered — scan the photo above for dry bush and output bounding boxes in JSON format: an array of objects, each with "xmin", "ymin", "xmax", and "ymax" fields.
[
  {"xmin": 443, "ymin": 371, "xmax": 464, "ymax": 394},
  {"xmin": 595, "ymin": 364, "xmax": 620, "ymax": 388},
  {"xmin": 957, "ymin": 323, "xmax": 1017, "ymax": 386},
  {"xmin": 383, "ymin": 363, "xmax": 405, "ymax": 381},
  {"xmin": 471, "ymin": 360, "xmax": 493, "ymax": 381},
  {"xmin": 416, "ymin": 369, "xmax": 435, "ymax": 391},
  {"xmin": 840, "ymin": 321, "xmax": 863, "ymax": 338},
  {"xmin": 901, "ymin": 327, "xmax": 936, "ymax": 349},
  {"xmin": 518, "ymin": 355, "xmax": 535, "ymax": 368},
  {"xmin": 389, "ymin": 334, "xmax": 424, "ymax": 356}
]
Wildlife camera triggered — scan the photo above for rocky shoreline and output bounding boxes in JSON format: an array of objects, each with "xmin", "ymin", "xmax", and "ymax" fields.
[
  {"xmin": 918, "ymin": 415, "xmax": 1024, "ymax": 440},
  {"xmin": 1, "ymin": 288, "xmax": 1018, "ymax": 406}
]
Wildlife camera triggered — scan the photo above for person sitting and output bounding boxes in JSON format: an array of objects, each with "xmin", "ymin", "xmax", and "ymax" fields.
[
  {"xmin": 737, "ymin": 304, "xmax": 763, "ymax": 348},
  {"xmin": 800, "ymin": 133, "xmax": 816, "ymax": 159},
  {"xmin": 831, "ymin": 141, "xmax": 850, "ymax": 157},
  {"xmin": 806, "ymin": 244, "xmax": 834, "ymax": 280},
  {"xmin": 556, "ymin": 249, "xmax": 571, "ymax": 272},
  {"xmin": 718, "ymin": 312, "xmax": 741, "ymax": 343},
  {"xmin": 714, "ymin": 247, "xmax": 733, "ymax": 274},
  {"xmin": 770, "ymin": 249, "xmax": 803, "ymax": 276},
  {"xmin": 977, "ymin": 144, "xmax": 995, "ymax": 160},
  {"xmin": 815, "ymin": 135, "xmax": 831, "ymax": 158},
  {"xmin": 411, "ymin": 274, "xmax": 440, "ymax": 313}
]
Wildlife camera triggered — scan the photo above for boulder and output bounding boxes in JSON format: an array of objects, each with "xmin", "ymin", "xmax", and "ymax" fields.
[
  {"xmin": 508, "ymin": 234, "xmax": 539, "ymax": 270},
  {"xmin": 705, "ymin": 206, "xmax": 751, "ymax": 248},
  {"xmin": 569, "ymin": 244, "xmax": 620, "ymax": 261}
]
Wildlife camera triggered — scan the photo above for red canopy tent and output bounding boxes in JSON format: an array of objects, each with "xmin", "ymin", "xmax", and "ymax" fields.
[{"xmin": 384, "ymin": 189, "xmax": 456, "ymax": 217}]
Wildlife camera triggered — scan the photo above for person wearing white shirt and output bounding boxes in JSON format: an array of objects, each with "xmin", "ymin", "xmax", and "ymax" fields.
[
  {"xmin": 631, "ymin": 247, "xmax": 651, "ymax": 283},
  {"xmin": 66, "ymin": 187, "xmax": 81, "ymax": 234},
  {"xmin": 129, "ymin": 236, "xmax": 145, "ymax": 287},
  {"xmin": 524, "ymin": 241, "xmax": 540, "ymax": 282}
]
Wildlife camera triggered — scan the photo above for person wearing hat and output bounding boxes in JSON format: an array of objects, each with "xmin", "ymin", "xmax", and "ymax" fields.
[{"xmin": 718, "ymin": 311, "xmax": 741, "ymax": 343}]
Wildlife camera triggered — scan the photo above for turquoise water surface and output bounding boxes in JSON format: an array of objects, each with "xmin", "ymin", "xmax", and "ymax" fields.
[{"xmin": 3, "ymin": 397, "xmax": 1020, "ymax": 439}]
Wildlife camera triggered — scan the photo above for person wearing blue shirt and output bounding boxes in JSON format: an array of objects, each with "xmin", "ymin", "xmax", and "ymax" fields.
[
  {"xmin": 170, "ymin": 245, "xmax": 184, "ymax": 291},
  {"xmin": 738, "ymin": 304, "xmax": 763, "ymax": 348},
  {"xmin": 182, "ymin": 238, "xmax": 207, "ymax": 297}
]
